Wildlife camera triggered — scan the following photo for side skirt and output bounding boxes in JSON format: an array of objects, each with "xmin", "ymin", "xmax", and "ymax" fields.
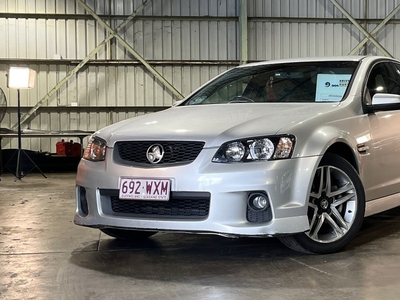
[{"xmin": 365, "ymin": 193, "xmax": 400, "ymax": 217}]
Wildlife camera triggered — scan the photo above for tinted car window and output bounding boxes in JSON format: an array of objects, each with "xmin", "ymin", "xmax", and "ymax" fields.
[
  {"xmin": 366, "ymin": 62, "xmax": 394, "ymax": 98},
  {"xmin": 389, "ymin": 63, "xmax": 400, "ymax": 95}
]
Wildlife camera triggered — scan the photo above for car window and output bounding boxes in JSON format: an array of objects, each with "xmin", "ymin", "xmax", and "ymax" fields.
[
  {"xmin": 185, "ymin": 62, "xmax": 358, "ymax": 105},
  {"xmin": 389, "ymin": 63, "xmax": 400, "ymax": 95},
  {"xmin": 366, "ymin": 62, "xmax": 395, "ymax": 98}
]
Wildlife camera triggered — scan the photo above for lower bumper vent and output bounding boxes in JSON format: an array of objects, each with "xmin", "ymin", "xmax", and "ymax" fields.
[{"xmin": 100, "ymin": 189, "xmax": 210, "ymax": 220}]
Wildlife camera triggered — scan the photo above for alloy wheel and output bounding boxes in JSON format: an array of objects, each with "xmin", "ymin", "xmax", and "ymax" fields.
[{"xmin": 306, "ymin": 165, "xmax": 357, "ymax": 244}]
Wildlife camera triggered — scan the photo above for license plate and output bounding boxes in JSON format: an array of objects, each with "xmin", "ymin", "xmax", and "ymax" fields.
[{"xmin": 119, "ymin": 178, "xmax": 171, "ymax": 201}]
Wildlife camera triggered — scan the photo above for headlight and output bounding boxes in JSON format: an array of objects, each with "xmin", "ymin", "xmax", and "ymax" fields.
[
  {"xmin": 83, "ymin": 137, "xmax": 107, "ymax": 161},
  {"xmin": 212, "ymin": 135, "xmax": 295, "ymax": 163},
  {"xmin": 225, "ymin": 141, "xmax": 246, "ymax": 162},
  {"xmin": 249, "ymin": 138, "xmax": 275, "ymax": 160}
]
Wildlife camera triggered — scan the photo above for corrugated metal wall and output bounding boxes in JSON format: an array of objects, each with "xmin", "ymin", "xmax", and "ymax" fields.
[
  {"xmin": 0, "ymin": 0, "xmax": 238, "ymax": 60},
  {"xmin": 248, "ymin": 0, "xmax": 400, "ymax": 60},
  {"xmin": 1, "ymin": 0, "xmax": 400, "ymax": 152}
]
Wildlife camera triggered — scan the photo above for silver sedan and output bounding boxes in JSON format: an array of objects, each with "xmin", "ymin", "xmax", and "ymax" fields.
[{"xmin": 75, "ymin": 56, "xmax": 400, "ymax": 254}]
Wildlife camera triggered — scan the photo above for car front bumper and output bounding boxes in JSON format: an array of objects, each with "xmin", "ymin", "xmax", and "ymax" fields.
[{"xmin": 74, "ymin": 148, "xmax": 320, "ymax": 237}]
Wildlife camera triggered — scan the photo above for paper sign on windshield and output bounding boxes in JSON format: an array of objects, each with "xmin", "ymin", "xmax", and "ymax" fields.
[{"xmin": 315, "ymin": 74, "xmax": 352, "ymax": 102}]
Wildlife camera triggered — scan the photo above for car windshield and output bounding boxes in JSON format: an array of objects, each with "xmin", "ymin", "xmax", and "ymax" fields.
[{"xmin": 184, "ymin": 61, "xmax": 359, "ymax": 105}]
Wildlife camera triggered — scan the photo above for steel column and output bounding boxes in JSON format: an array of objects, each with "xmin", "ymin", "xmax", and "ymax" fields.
[
  {"xmin": 329, "ymin": 0, "xmax": 393, "ymax": 57},
  {"xmin": 77, "ymin": 0, "xmax": 184, "ymax": 100},
  {"xmin": 239, "ymin": 0, "xmax": 248, "ymax": 65},
  {"xmin": 11, "ymin": 0, "xmax": 153, "ymax": 130}
]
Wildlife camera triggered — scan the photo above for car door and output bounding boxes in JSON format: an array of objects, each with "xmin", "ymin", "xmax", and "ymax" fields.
[{"xmin": 364, "ymin": 61, "xmax": 400, "ymax": 200}]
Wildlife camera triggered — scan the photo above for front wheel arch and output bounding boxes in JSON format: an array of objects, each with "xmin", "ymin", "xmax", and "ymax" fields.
[
  {"xmin": 326, "ymin": 142, "xmax": 359, "ymax": 173},
  {"xmin": 279, "ymin": 153, "xmax": 365, "ymax": 254}
]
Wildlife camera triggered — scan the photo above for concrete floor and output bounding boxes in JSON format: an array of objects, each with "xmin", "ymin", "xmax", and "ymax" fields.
[{"xmin": 1, "ymin": 173, "xmax": 400, "ymax": 300}]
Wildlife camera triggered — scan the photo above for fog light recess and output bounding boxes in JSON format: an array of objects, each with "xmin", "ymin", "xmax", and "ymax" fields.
[
  {"xmin": 79, "ymin": 186, "xmax": 89, "ymax": 216},
  {"xmin": 247, "ymin": 192, "xmax": 270, "ymax": 211}
]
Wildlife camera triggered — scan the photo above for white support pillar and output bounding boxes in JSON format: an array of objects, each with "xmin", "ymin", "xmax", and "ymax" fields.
[{"xmin": 239, "ymin": 0, "xmax": 248, "ymax": 65}]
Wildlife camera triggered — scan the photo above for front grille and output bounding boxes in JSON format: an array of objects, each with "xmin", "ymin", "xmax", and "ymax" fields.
[
  {"xmin": 100, "ymin": 190, "xmax": 210, "ymax": 220},
  {"xmin": 114, "ymin": 141, "xmax": 205, "ymax": 166},
  {"xmin": 247, "ymin": 207, "xmax": 273, "ymax": 223}
]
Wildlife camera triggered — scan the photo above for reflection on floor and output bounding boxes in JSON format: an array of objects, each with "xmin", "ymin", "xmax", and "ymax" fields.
[{"xmin": 1, "ymin": 173, "xmax": 400, "ymax": 300}]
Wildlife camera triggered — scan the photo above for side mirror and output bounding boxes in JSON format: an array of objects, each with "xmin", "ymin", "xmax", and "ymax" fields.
[{"xmin": 366, "ymin": 93, "xmax": 400, "ymax": 112}]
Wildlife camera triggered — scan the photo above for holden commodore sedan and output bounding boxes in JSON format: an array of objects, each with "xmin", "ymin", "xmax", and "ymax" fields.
[{"xmin": 75, "ymin": 56, "xmax": 400, "ymax": 254}]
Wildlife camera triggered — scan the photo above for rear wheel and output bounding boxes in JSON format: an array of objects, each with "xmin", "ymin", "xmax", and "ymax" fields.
[
  {"xmin": 100, "ymin": 228, "xmax": 157, "ymax": 240},
  {"xmin": 279, "ymin": 153, "xmax": 365, "ymax": 254}
]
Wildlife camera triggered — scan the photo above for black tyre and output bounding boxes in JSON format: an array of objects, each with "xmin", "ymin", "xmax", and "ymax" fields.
[
  {"xmin": 100, "ymin": 228, "xmax": 157, "ymax": 240},
  {"xmin": 279, "ymin": 153, "xmax": 365, "ymax": 254}
]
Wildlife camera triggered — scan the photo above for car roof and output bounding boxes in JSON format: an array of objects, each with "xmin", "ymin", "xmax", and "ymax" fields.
[{"xmin": 238, "ymin": 56, "xmax": 382, "ymax": 68}]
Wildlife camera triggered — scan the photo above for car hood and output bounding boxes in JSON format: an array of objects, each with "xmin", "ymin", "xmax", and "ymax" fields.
[{"xmin": 97, "ymin": 103, "xmax": 339, "ymax": 148}]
